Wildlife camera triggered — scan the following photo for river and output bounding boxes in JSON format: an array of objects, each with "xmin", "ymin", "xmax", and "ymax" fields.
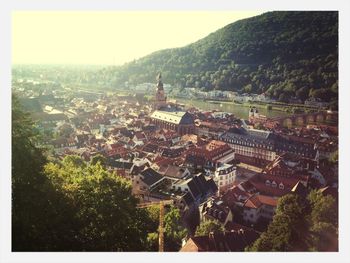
[{"xmin": 173, "ymin": 98, "xmax": 292, "ymax": 119}]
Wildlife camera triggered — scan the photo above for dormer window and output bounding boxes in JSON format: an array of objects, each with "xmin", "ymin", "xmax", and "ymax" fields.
[
  {"xmin": 271, "ymin": 181, "xmax": 277, "ymax": 188},
  {"xmin": 265, "ymin": 180, "xmax": 271, "ymax": 186},
  {"xmin": 279, "ymin": 183, "xmax": 284, "ymax": 190}
]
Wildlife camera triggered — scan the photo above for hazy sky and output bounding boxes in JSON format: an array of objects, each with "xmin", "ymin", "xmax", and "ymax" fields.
[{"xmin": 12, "ymin": 11, "xmax": 262, "ymax": 65}]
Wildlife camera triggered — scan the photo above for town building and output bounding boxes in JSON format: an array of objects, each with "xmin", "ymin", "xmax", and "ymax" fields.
[
  {"xmin": 249, "ymin": 108, "xmax": 268, "ymax": 125},
  {"xmin": 150, "ymin": 73, "xmax": 195, "ymax": 135},
  {"xmin": 131, "ymin": 167, "xmax": 165, "ymax": 200},
  {"xmin": 150, "ymin": 110, "xmax": 195, "ymax": 135},
  {"xmin": 213, "ymin": 163, "xmax": 237, "ymax": 193},
  {"xmin": 199, "ymin": 197, "xmax": 233, "ymax": 226},
  {"xmin": 180, "ymin": 229, "xmax": 259, "ymax": 252},
  {"xmin": 185, "ymin": 140, "xmax": 235, "ymax": 169},
  {"xmin": 242, "ymin": 194, "xmax": 278, "ymax": 224},
  {"xmin": 304, "ymin": 97, "xmax": 330, "ymax": 108},
  {"xmin": 153, "ymin": 73, "xmax": 167, "ymax": 110},
  {"xmin": 171, "ymin": 173, "xmax": 218, "ymax": 204},
  {"xmin": 219, "ymin": 127, "xmax": 318, "ymax": 166}
]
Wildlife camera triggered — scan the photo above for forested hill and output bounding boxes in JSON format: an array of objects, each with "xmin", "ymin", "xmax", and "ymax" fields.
[{"xmin": 98, "ymin": 11, "xmax": 338, "ymax": 103}]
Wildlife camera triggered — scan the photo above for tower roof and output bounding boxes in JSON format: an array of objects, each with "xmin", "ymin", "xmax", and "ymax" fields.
[{"xmin": 156, "ymin": 72, "xmax": 164, "ymax": 91}]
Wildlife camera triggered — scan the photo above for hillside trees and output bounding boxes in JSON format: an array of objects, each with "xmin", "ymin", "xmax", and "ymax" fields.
[
  {"xmin": 247, "ymin": 191, "xmax": 338, "ymax": 252},
  {"xmin": 91, "ymin": 11, "xmax": 338, "ymax": 103},
  {"xmin": 12, "ymin": 95, "xmax": 76, "ymax": 251},
  {"xmin": 307, "ymin": 190, "xmax": 338, "ymax": 251},
  {"xmin": 44, "ymin": 156, "xmax": 154, "ymax": 251}
]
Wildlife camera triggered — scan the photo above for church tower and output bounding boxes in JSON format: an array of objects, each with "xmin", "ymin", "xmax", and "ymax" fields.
[
  {"xmin": 154, "ymin": 72, "xmax": 167, "ymax": 110},
  {"xmin": 249, "ymin": 106, "xmax": 259, "ymax": 121}
]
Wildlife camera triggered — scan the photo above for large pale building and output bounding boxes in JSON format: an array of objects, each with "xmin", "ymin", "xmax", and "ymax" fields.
[{"xmin": 150, "ymin": 110, "xmax": 195, "ymax": 135}]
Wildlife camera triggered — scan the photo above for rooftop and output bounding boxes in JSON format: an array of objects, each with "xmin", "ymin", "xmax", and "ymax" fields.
[
  {"xmin": 150, "ymin": 110, "xmax": 194, "ymax": 125},
  {"xmin": 140, "ymin": 168, "xmax": 164, "ymax": 187}
]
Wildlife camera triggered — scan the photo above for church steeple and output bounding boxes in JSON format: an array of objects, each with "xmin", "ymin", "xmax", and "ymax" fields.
[
  {"xmin": 156, "ymin": 72, "xmax": 164, "ymax": 91},
  {"xmin": 154, "ymin": 72, "xmax": 167, "ymax": 110}
]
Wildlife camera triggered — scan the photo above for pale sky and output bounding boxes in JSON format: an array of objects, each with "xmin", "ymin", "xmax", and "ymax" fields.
[{"xmin": 12, "ymin": 11, "xmax": 263, "ymax": 65}]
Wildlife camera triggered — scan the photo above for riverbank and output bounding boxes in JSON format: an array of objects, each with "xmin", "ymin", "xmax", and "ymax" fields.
[
  {"xmin": 202, "ymin": 98, "xmax": 320, "ymax": 115},
  {"xmin": 171, "ymin": 97, "xmax": 293, "ymax": 119}
]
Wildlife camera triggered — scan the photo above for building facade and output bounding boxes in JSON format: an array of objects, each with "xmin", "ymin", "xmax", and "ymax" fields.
[
  {"xmin": 150, "ymin": 73, "xmax": 195, "ymax": 135},
  {"xmin": 213, "ymin": 163, "xmax": 237, "ymax": 193},
  {"xmin": 150, "ymin": 110, "xmax": 195, "ymax": 135}
]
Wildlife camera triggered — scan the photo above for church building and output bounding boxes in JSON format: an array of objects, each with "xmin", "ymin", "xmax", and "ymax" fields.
[
  {"xmin": 153, "ymin": 72, "xmax": 167, "ymax": 110},
  {"xmin": 150, "ymin": 73, "xmax": 195, "ymax": 135}
]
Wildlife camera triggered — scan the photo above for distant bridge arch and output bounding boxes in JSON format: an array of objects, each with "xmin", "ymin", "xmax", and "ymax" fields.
[
  {"xmin": 316, "ymin": 114, "xmax": 324, "ymax": 123},
  {"xmin": 269, "ymin": 111, "xmax": 337, "ymax": 127},
  {"xmin": 306, "ymin": 115, "xmax": 315, "ymax": 124},
  {"xmin": 282, "ymin": 118, "xmax": 293, "ymax": 128},
  {"xmin": 295, "ymin": 116, "xmax": 305, "ymax": 126}
]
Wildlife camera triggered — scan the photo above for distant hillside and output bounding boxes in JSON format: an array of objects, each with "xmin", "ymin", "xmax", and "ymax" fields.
[{"xmin": 97, "ymin": 11, "xmax": 338, "ymax": 105}]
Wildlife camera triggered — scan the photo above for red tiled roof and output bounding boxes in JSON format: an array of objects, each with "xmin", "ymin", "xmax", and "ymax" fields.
[
  {"xmin": 248, "ymin": 174, "xmax": 297, "ymax": 197},
  {"xmin": 222, "ymin": 186, "xmax": 252, "ymax": 207},
  {"xmin": 257, "ymin": 195, "xmax": 278, "ymax": 207},
  {"xmin": 244, "ymin": 195, "xmax": 261, "ymax": 209},
  {"xmin": 180, "ymin": 230, "xmax": 260, "ymax": 252},
  {"xmin": 244, "ymin": 194, "xmax": 278, "ymax": 209}
]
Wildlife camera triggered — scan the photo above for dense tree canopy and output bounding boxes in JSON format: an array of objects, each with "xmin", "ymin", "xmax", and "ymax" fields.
[
  {"xmin": 307, "ymin": 190, "xmax": 338, "ymax": 251},
  {"xmin": 145, "ymin": 205, "xmax": 188, "ymax": 251},
  {"xmin": 93, "ymin": 11, "xmax": 338, "ymax": 104},
  {"xmin": 195, "ymin": 220, "xmax": 224, "ymax": 236},
  {"xmin": 12, "ymin": 96, "xmax": 164, "ymax": 251},
  {"xmin": 44, "ymin": 155, "xmax": 153, "ymax": 251},
  {"xmin": 12, "ymin": 95, "xmax": 75, "ymax": 251},
  {"xmin": 247, "ymin": 191, "xmax": 338, "ymax": 252}
]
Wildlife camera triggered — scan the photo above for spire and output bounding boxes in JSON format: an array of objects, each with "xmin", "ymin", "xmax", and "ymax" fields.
[
  {"xmin": 156, "ymin": 72, "xmax": 163, "ymax": 91},
  {"xmin": 157, "ymin": 72, "xmax": 162, "ymax": 82}
]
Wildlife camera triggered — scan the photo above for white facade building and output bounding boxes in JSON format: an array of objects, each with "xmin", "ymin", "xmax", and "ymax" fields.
[{"xmin": 214, "ymin": 163, "xmax": 237, "ymax": 193}]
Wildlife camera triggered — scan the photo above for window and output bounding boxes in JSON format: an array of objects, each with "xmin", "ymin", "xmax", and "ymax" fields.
[
  {"xmin": 279, "ymin": 183, "xmax": 284, "ymax": 190},
  {"xmin": 271, "ymin": 181, "xmax": 277, "ymax": 188},
  {"xmin": 265, "ymin": 180, "xmax": 271, "ymax": 186}
]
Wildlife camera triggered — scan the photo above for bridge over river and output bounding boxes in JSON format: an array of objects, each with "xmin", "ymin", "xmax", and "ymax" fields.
[{"xmin": 269, "ymin": 111, "xmax": 338, "ymax": 127}]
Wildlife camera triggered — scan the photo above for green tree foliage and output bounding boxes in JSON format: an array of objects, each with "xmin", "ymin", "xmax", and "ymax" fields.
[
  {"xmin": 195, "ymin": 220, "xmax": 224, "ymax": 236},
  {"xmin": 163, "ymin": 206, "xmax": 188, "ymax": 251},
  {"xmin": 44, "ymin": 156, "xmax": 151, "ymax": 251},
  {"xmin": 12, "ymin": 95, "xmax": 75, "ymax": 251},
  {"xmin": 247, "ymin": 194, "xmax": 307, "ymax": 251},
  {"xmin": 247, "ymin": 192, "xmax": 338, "ymax": 252},
  {"xmin": 145, "ymin": 206, "xmax": 187, "ymax": 251},
  {"xmin": 57, "ymin": 124, "xmax": 74, "ymax": 138},
  {"xmin": 12, "ymin": 95, "xmax": 185, "ymax": 252},
  {"xmin": 307, "ymin": 190, "xmax": 338, "ymax": 251},
  {"xmin": 329, "ymin": 150, "xmax": 338, "ymax": 164},
  {"xmin": 93, "ymin": 12, "xmax": 338, "ymax": 103},
  {"xmin": 90, "ymin": 154, "xmax": 107, "ymax": 166}
]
